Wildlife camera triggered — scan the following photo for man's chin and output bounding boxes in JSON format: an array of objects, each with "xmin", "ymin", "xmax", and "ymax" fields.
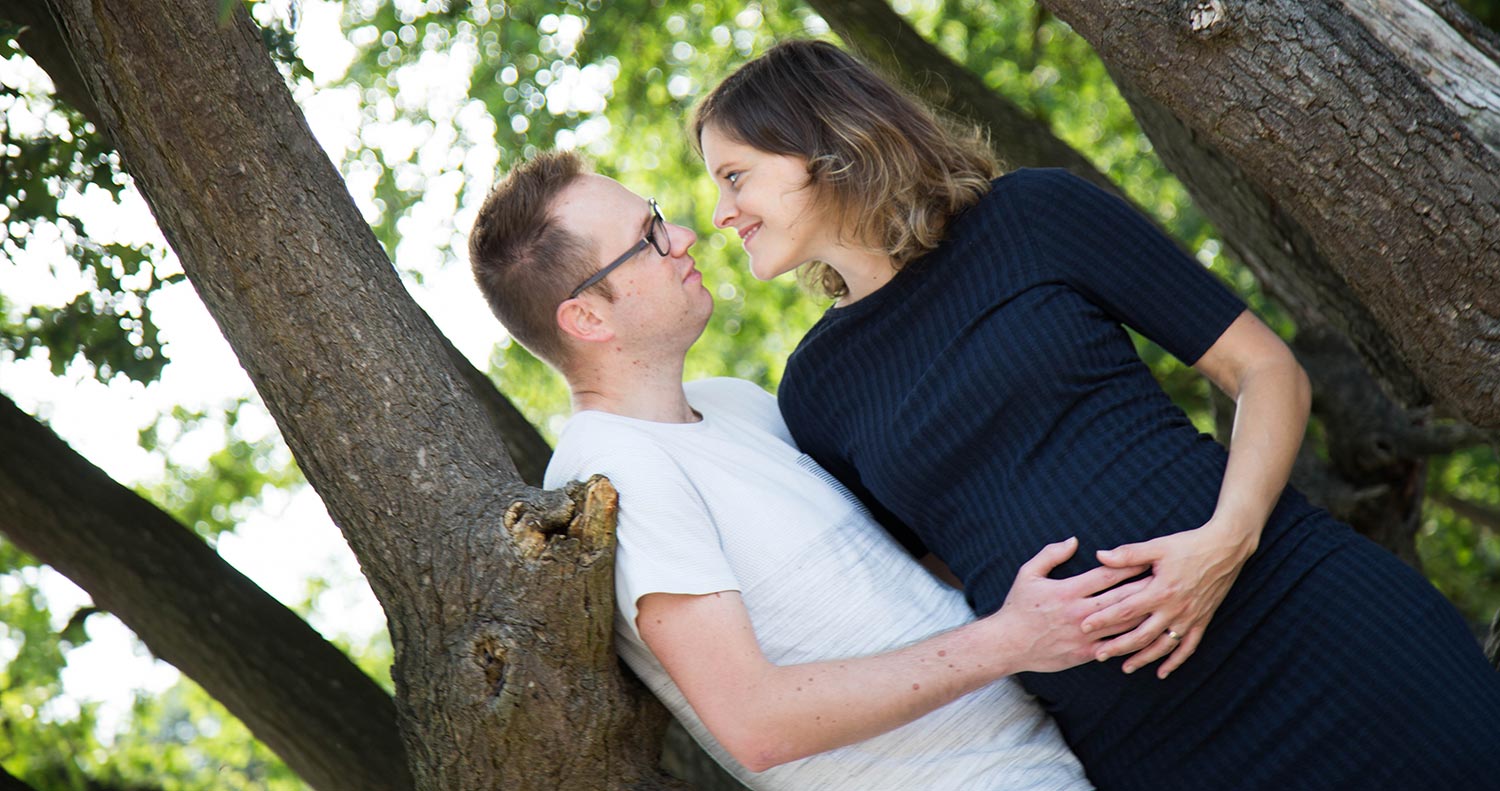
[{"xmin": 688, "ymin": 303, "xmax": 715, "ymax": 345}]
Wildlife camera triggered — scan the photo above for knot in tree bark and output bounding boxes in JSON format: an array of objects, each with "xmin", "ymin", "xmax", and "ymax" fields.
[
  {"xmin": 502, "ymin": 476, "xmax": 618, "ymax": 559},
  {"xmin": 1187, "ymin": 0, "xmax": 1231, "ymax": 38},
  {"xmin": 470, "ymin": 628, "xmax": 514, "ymax": 706}
]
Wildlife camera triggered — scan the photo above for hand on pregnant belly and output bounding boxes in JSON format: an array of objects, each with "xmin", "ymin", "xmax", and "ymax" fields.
[
  {"xmin": 1081, "ymin": 518, "xmax": 1258, "ymax": 679},
  {"xmin": 985, "ymin": 537, "xmax": 1152, "ymax": 674}
]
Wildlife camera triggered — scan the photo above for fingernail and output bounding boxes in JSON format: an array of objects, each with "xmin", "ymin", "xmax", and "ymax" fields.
[
  {"xmin": 1123, "ymin": 665, "xmax": 1136, "ymax": 674},
  {"xmin": 1081, "ymin": 624, "xmax": 1093, "ymax": 634},
  {"xmin": 1096, "ymin": 653, "xmax": 1108, "ymax": 662}
]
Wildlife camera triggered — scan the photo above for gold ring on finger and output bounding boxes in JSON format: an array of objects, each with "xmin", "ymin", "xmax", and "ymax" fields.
[{"xmin": 1167, "ymin": 629, "xmax": 1183, "ymax": 641}]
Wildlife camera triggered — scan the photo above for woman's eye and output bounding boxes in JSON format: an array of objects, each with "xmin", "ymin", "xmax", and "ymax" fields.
[{"xmin": 726, "ymin": 171, "xmax": 741, "ymax": 186}]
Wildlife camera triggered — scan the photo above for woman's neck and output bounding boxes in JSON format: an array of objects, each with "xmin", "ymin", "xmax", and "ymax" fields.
[{"xmin": 824, "ymin": 247, "xmax": 901, "ymax": 306}]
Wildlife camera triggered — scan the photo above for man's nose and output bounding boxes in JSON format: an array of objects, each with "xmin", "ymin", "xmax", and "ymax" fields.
[{"xmin": 668, "ymin": 222, "xmax": 697, "ymax": 256}]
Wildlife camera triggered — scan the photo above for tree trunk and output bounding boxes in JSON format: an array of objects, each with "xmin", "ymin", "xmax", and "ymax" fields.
[
  {"xmin": 0, "ymin": 396, "xmax": 412, "ymax": 791},
  {"xmin": 37, "ymin": 1, "xmax": 679, "ymax": 788},
  {"xmin": 0, "ymin": 764, "xmax": 41, "ymax": 791},
  {"xmin": 1033, "ymin": 0, "xmax": 1500, "ymax": 429}
]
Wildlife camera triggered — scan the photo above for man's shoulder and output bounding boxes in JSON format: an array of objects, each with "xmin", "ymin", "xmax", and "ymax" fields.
[
  {"xmin": 543, "ymin": 412, "xmax": 680, "ymax": 489},
  {"xmin": 687, "ymin": 377, "xmax": 794, "ymax": 446},
  {"xmin": 684, "ymin": 376, "xmax": 773, "ymax": 410}
]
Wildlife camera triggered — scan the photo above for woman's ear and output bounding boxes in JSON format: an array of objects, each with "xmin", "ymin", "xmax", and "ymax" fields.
[{"xmin": 557, "ymin": 296, "xmax": 615, "ymax": 344}]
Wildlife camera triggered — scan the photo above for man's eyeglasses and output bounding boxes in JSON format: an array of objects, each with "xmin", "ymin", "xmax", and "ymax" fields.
[{"xmin": 566, "ymin": 198, "xmax": 670, "ymax": 300}]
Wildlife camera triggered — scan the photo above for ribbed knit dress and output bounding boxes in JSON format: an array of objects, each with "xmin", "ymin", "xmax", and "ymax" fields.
[{"xmin": 777, "ymin": 168, "xmax": 1500, "ymax": 790}]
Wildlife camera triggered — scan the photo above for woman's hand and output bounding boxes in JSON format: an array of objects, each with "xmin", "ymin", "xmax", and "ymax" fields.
[
  {"xmin": 985, "ymin": 537, "xmax": 1152, "ymax": 674},
  {"xmin": 1080, "ymin": 312, "xmax": 1304, "ymax": 680},
  {"xmin": 1079, "ymin": 519, "xmax": 1258, "ymax": 678}
]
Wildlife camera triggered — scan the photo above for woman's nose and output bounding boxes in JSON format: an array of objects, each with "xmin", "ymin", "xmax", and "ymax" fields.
[{"xmin": 712, "ymin": 194, "xmax": 735, "ymax": 229}]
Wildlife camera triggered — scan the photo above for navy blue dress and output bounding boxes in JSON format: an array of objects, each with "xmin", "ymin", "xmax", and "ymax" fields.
[{"xmin": 778, "ymin": 169, "xmax": 1500, "ymax": 790}]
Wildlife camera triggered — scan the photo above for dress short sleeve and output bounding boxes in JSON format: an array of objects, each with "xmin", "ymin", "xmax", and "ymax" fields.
[{"xmin": 1016, "ymin": 169, "xmax": 1246, "ymax": 365}]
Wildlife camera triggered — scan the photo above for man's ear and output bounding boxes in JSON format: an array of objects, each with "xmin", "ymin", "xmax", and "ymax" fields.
[{"xmin": 557, "ymin": 296, "xmax": 615, "ymax": 344}]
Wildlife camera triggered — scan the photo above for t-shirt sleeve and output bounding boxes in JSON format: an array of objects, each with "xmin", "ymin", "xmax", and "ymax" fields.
[
  {"xmin": 548, "ymin": 432, "xmax": 740, "ymax": 641},
  {"xmin": 1017, "ymin": 168, "xmax": 1246, "ymax": 365}
]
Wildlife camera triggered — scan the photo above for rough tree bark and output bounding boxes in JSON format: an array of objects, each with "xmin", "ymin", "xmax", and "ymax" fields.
[
  {"xmin": 1032, "ymin": 0, "xmax": 1500, "ymax": 429},
  {"xmin": 36, "ymin": 1, "xmax": 681, "ymax": 788},
  {"xmin": 0, "ymin": 395, "xmax": 413, "ymax": 791}
]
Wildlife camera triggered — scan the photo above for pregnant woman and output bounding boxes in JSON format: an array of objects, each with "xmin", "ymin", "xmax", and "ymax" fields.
[{"xmin": 692, "ymin": 40, "xmax": 1499, "ymax": 790}]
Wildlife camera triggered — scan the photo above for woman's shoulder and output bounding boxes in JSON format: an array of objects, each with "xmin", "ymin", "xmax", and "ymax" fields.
[
  {"xmin": 987, "ymin": 167, "xmax": 1095, "ymax": 206},
  {"xmin": 952, "ymin": 168, "xmax": 1125, "ymax": 251},
  {"xmin": 942, "ymin": 167, "xmax": 1081, "ymax": 236}
]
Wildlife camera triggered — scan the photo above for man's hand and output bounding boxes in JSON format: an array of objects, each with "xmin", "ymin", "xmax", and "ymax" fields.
[
  {"xmin": 985, "ymin": 537, "xmax": 1151, "ymax": 674},
  {"xmin": 1081, "ymin": 518, "xmax": 1257, "ymax": 678}
]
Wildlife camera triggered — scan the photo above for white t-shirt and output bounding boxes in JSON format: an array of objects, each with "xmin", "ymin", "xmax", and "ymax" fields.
[{"xmin": 544, "ymin": 377, "xmax": 1089, "ymax": 791}]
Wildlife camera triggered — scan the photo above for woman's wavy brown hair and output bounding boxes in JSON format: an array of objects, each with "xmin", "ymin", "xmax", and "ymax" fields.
[{"xmin": 691, "ymin": 40, "xmax": 1000, "ymax": 299}]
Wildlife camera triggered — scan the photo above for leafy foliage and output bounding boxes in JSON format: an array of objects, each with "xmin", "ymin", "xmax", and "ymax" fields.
[
  {"xmin": 0, "ymin": 46, "xmax": 171, "ymax": 385},
  {"xmin": 135, "ymin": 401, "xmax": 305, "ymax": 542},
  {"xmin": 1, "ymin": 1, "xmax": 1497, "ymax": 788}
]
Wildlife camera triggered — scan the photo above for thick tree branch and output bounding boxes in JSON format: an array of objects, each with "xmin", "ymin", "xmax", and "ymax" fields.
[
  {"xmin": 0, "ymin": 0, "xmax": 100, "ymax": 124},
  {"xmin": 1430, "ymin": 490, "xmax": 1500, "ymax": 533},
  {"xmin": 0, "ymin": 395, "xmax": 413, "ymax": 791},
  {"xmin": 430, "ymin": 312, "xmax": 551, "ymax": 487},
  {"xmin": 0, "ymin": 764, "xmax": 41, "ymax": 791},
  {"xmin": 1036, "ymin": 0, "xmax": 1500, "ymax": 429},
  {"xmin": 1419, "ymin": 0, "xmax": 1500, "ymax": 62},
  {"xmin": 1345, "ymin": 0, "xmax": 1500, "ymax": 154}
]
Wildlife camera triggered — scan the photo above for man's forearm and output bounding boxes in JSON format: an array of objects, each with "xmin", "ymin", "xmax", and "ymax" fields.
[
  {"xmin": 642, "ymin": 540, "xmax": 1136, "ymax": 772},
  {"xmin": 719, "ymin": 619, "xmax": 1015, "ymax": 772}
]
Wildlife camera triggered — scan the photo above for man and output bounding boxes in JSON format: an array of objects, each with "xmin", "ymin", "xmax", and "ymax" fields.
[{"xmin": 468, "ymin": 151, "xmax": 1144, "ymax": 790}]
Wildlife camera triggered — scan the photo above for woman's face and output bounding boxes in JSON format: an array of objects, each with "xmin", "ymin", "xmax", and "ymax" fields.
[{"xmin": 701, "ymin": 124, "xmax": 830, "ymax": 281}]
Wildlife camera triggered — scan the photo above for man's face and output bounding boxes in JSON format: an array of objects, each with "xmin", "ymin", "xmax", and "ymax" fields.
[{"xmin": 553, "ymin": 175, "xmax": 712, "ymax": 351}]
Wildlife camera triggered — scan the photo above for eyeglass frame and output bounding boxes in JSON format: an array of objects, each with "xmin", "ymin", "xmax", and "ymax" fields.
[{"xmin": 565, "ymin": 198, "xmax": 671, "ymax": 301}]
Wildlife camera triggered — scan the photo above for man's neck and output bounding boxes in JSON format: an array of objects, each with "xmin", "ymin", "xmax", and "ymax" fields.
[{"xmin": 568, "ymin": 353, "xmax": 698, "ymax": 424}]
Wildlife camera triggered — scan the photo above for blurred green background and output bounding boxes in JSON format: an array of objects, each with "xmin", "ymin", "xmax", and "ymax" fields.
[{"xmin": 2, "ymin": 0, "xmax": 1496, "ymax": 787}]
